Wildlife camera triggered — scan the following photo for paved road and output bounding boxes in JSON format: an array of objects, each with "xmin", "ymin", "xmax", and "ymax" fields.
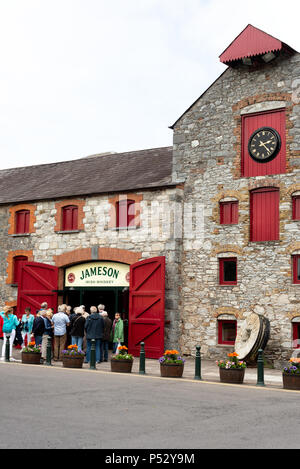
[{"xmin": 0, "ymin": 362, "xmax": 300, "ymax": 449}]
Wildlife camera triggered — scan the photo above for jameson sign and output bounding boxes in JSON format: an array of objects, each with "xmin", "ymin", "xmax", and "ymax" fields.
[{"xmin": 65, "ymin": 262, "xmax": 130, "ymax": 287}]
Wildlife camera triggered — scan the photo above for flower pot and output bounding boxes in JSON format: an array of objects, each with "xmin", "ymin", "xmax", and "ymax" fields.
[
  {"xmin": 160, "ymin": 363, "xmax": 184, "ymax": 378},
  {"xmin": 111, "ymin": 358, "xmax": 133, "ymax": 373},
  {"xmin": 219, "ymin": 368, "xmax": 245, "ymax": 384},
  {"xmin": 282, "ymin": 373, "xmax": 300, "ymax": 390},
  {"xmin": 21, "ymin": 352, "xmax": 42, "ymax": 365},
  {"xmin": 62, "ymin": 356, "xmax": 84, "ymax": 368}
]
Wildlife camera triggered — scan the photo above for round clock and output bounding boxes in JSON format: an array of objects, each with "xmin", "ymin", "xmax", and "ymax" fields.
[{"xmin": 248, "ymin": 127, "xmax": 281, "ymax": 163}]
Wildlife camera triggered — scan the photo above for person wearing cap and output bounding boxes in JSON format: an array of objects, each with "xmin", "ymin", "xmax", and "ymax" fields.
[{"xmin": 0, "ymin": 306, "xmax": 19, "ymax": 360}]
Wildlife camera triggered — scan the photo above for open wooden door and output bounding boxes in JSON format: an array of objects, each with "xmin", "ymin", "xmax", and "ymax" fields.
[
  {"xmin": 17, "ymin": 262, "xmax": 58, "ymax": 317},
  {"xmin": 128, "ymin": 256, "xmax": 165, "ymax": 359}
]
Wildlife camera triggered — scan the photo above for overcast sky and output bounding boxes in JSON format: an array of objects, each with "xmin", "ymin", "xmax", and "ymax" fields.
[{"xmin": 0, "ymin": 0, "xmax": 299, "ymax": 170}]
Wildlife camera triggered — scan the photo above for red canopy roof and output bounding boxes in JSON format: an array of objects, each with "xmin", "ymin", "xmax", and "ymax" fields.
[{"xmin": 219, "ymin": 24, "xmax": 295, "ymax": 64}]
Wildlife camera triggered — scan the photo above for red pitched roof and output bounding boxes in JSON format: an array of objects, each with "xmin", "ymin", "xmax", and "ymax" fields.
[{"xmin": 219, "ymin": 24, "xmax": 296, "ymax": 64}]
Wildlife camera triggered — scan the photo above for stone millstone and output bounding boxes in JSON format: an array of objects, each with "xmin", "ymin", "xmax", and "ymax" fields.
[{"xmin": 235, "ymin": 313, "xmax": 270, "ymax": 364}]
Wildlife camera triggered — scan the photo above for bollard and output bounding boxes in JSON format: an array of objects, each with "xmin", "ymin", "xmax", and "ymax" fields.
[
  {"xmin": 90, "ymin": 339, "xmax": 96, "ymax": 369},
  {"xmin": 5, "ymin": 335, "xmax": 10, "ymax": 362},
  {"xmin": 45, "ymin": 336, "xmax": 52, "ymax": 366},
  {"xmin": 139, "ymin": 342, "xmax": 145, "ymax": 375},
  {"xmin": 256, "ymin": 349, "xmax": 265, "ymax": 386},
  {"xmin": 194, "ymin": 345, "xmax": 202, "ymax": 380}
]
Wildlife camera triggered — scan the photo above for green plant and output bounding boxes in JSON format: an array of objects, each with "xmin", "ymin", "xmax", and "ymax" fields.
[
  {"xmin": 112, "ymin": 345, "xmax": 133, "ymax": 360},
  {"xmin": 216, "ymin": 352, "xmax": 246, "ymax": 369},
  {"xmin": 22, "ymin": 341, "xmax": 41, "ymax": 353},
  {"xmin": 283, "ymin": 358, "xmax": 300, "ymax": 374},
  {"xmin": 61, "ymin": 344, "xmax": 85, "ymax": 357},
  {"xmin": 159, "ymin": 350, "xmax": 185, "ymax": 365}
]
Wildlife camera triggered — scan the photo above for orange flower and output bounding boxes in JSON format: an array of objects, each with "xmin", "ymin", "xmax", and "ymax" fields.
[
  {"xmin": 68, "ymin": 344, "xmax": 78, "ymax": 350},
  {"xmin": 227, "ymin": 352, "xmax": 238, "ymax": 358},
  {"xmin": 164, "ymin": 349, "xmax": 179, "ymax": 355},
  {"xmin": 28, "ymin": 341, "xmax": 36, "ymax": 346},
  {"xmin": 118, "ymin": 345, "xmax": 128, "ymax": 351}
]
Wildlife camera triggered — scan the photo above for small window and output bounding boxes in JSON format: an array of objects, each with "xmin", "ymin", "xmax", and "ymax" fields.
[
  {"xmin": 220, "ymin": 201, "xmax": 238, "ymax": 224},
  {"xmin": 116, "ymin": 200, "xmax": 135, "ymax": 228},
  {"xmin": 219, "ymin": 258, "xmax": 237, "ymax": 285},
  {"xmin": 62, "ymin": 205, "xmax": 78, "ymax": 231},
  {"xmin": 13, "ymin": 255, "xmax": 28, "ymax": 284},
  {"xmin": 218, "ymin": 320, "xmax": 237, "ymax": 345},
  {"xmin": 292, "ymin": 196, "xmax": 300, "ymax": 221},
  {"xmin": 15, "ymin": 210, "xmax": 30, "ymax": 234},
  {"xmin": 293, "ymin": 255, "xmax": 300, "ymax": 284},
  {"xmin": 292, "ymin": 322, "xmax": 300, "ymax": 349}
]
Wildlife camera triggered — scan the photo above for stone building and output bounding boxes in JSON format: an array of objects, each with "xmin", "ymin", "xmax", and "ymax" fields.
[{"xmin": 0, "ymin": 25, "xmax": 299, "ymax": 366}]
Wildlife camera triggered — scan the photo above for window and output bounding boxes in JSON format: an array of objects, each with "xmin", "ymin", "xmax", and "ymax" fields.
[
  {"xmin": 15, "ymin": 210, "xmax": 30, "ymax": 234},
  {"xmin": 293, "ymin": 255, "xmax": 300, "ymax": 284},
  {"xmin": 220, "ymin": 201, "xmax": 238, "ymax": 224},
  {"xmin": 62, "ymin": 205, "xmax": 78, "ymax": 231},
  {"xmin": 116, "ymin": 199, "xmax": 135, "ymax": 228},
  {"xmin": 13, "ymin": 255, "xmax": 28, "ymax": 284},
  {"xmin": 218, "ymin": 320, "xmax": 237, "ymax": 345},
  {"xmin": 250, "ymin": 187, "xmax": 279, "ymax": 242},
  {"xmin": 292, "ymin": 196, "xmax": 300, "ymax": 220},
  {"xmin": 219, "ymin": 258, "xmax": 237, "ymax": 285}
]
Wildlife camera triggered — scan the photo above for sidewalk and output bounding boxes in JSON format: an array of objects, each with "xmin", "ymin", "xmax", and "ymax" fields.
[{"xmin": 9, "ymin": 347, "xmax": 284, "ymax": 388}]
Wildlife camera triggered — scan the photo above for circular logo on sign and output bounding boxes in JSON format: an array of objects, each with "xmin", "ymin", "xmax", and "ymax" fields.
[
  {"xmin": 68, "ymin": 273, "xmax": 75, "ymax": 283},
  {"xmin": 125, "ymin": 272, "xmax": 130, "ymax": 283}
]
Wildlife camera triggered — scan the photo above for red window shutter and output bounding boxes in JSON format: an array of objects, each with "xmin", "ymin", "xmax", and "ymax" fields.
[
  {"xmin": 62, "ymin": 206, "xmax": 78, "ymax": 231},
  {"xmin": 13, "ymin": 256, "xmax": 28, "ymax": 284},
  {"xmin": 292, "ymin": 196, "xmax": 300, "ymax": 220},
  {"xmin": 15, "ymin": 210, "xmax": 30, "ymax": 234},
  {"xmin": 220, "ymin": 201, "xmax": 238, "ymax": 224},
  {"xmin": 218, "ymin": 320, "xmax": 237, "ymax": 345},
  {"xmin": 293, "ymin": 323, "xmax": 300, "ymax": 349},
  {"xmin": 293, "ymin": 255, "xmax": 300, "ymax": 284},
  {"xmin": 241, "ymin": 109, "xmax": 286, "ymax": 177},
  {"xmin": 116, "ymin": 200, "xmax": 135, "ymax": 227},
  {"xmin": 250, "ymin": 188, "xmax": 279, "ymax": 242}
]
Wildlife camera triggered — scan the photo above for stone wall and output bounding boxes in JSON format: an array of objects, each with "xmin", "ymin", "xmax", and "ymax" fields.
[{"xmin": 172, "ymin": 51, "xmax": 300, "ymax": 367}]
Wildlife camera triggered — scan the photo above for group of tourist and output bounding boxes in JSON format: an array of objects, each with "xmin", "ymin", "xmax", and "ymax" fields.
[{"xmin": 0, "ymin": 302, "xmax": 125, "ymax": 363}]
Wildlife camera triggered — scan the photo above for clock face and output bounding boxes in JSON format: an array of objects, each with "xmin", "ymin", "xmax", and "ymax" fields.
[{"xmin": 248, "ymin": 127, "xmax": 281, "ymax": 163}]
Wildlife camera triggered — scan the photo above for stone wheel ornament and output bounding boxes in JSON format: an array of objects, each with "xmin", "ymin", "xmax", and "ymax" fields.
[{"xmin": 234, "ymin": 313, "xmax": 270, "ymax": 365}]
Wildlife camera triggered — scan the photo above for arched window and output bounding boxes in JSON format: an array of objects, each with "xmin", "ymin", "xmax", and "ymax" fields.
[
  {"xmin": 15, "ymin": 210, "xmax": 30, "ymax": 234},
  {"xmin": 13, "ymin": 255, "xmax": 28, "ymax": 284},
  {"xmin": 250, "ymin": 187, "xmax": 279, "ymax": 241},
  {"xmin": 62, "ymin": 205, "xmax": 78, "ymax": 231},
  {"xmin": 116, "ymin": 199, "xmax": 135, "ymax": 228}
]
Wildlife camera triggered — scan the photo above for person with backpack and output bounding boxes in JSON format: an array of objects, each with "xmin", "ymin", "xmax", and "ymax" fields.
[{"xmin": 84, "ymin": 306, "xmax": 104, "ymax": 364}]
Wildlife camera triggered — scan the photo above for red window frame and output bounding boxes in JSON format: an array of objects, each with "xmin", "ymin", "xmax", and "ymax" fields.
[
  {"xmin": 116, "ymin": 199, "xmax": 135, "ymax": 228},
  {"xmin": 219, "ymin": 258, "xmax": 237, "ymax": 285},
  {"xmin": 250, "ymin": 187, "xmax": 279, "ymax": 242},
  {"xmin": 292, "ymin": 322, "xmax": 300, "ymax": 349},
  {"xmin": 218, "ymin": 320, "xmax": 237, "ymax": 345},
  {"xmin": 13, "ymin": 255, "xmax": 28, "ymax": 284},
  {"xmin": 293, "ymin": 255, "xmax": 300, "ymax": 284},
  {"xmin": 292, "ymin": 196, "xmax": 300, "ymax": 220},
  {"xmin": 220, "ymin": 201, "xmax": 238, "ymax": 224},
  {"xmin": 15, "ymin": 210, "xmax": 30, "ymax": 234},
  {"xmin": 62, "ymin": 205, "xmax": 78, "ymax": 231}
]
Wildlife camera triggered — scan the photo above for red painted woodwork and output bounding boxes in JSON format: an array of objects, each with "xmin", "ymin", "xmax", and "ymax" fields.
[
  {"xmin": 293, "ymin": 255, "xmax": 300, "ymax": 284},
  {"xmin": 250, "ymin": 187, "xmax": 279, "ymax": 242},
  {"xmin": 17, "ymin": 262, "xmax": 58, "ymax": 318},
  {"xmin": 242, "ymin": 109, "xmax": 286, "ymax": 177},
  {"xmin": 116, "ymin": 200, "xmax": 135, "ymax": 228},
  {"xmin": 219, "ymin": 258, "xmax": 237, "ymax": 285},
  {"xmin": 15, "ymin": 210, "xmax": 30, "ymax": 234},
  {"xmin": 293, "ymin": 323, "xmax": 300, "ymax": 349},
  {"xmin": 292, "ymin": 196, "xmax": 300, "ymax": 220},
  {"xmin": 219, "ymin": 24, "xmax": 286, "ymax": 64},
  {"xmin": 62, "ymin": 205, "xmax": 78, "ymax": 231},
  {"xmin": 13, "ymin": 255, "xmax": 28, "ymax": 284},
  {"xmin": 218, "ymin": 320, "xmax": 237, "ymax": 345},
  {"xmin": 128, "ymin": 256, "xmax": 165, "ymax": 359},
  {"xmin": 220, "ymin": 201, "xmax": 238, "ymax": 224}
]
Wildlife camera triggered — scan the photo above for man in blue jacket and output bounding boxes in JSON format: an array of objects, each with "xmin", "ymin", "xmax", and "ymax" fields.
[{"xmin": 84, "ymin": 306, "xmax": 104, "ymax": 364}]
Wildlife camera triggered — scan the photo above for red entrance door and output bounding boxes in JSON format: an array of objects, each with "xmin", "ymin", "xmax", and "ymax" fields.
[
  {"xmin": 17, "ymin": 262, "xmax": 58, "ymax": 318},
  {"xmin": 128, "ymin": 256, "xmax": 165, "ymax": 359}
]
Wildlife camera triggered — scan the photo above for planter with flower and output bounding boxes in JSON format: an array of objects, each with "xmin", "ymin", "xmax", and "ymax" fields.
[
  {"xmin": 282, "ymin": 358, "xmax": 300, "ymax": 390},
  {"xmin": 21, "ymin": 341, "xmax": 42, "ymax": 364},
  {"xmin": 216, "ymin": 352, "xmax": 246, "ymax": 384},
  {"xmin": 159, "ymin": 350, "xmax": 185, "ymax": 378},
  {"xmin": 61, "ymin": 345, "xmax": 85, "ymax": 368},
  {"xmin": 111, "ymin": 346, "xmax": 133, "ymax": 373}
]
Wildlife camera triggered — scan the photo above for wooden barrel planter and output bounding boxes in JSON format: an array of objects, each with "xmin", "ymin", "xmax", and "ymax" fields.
[
  {"xmin": 62, "ymin": 356, "xmax": 84, "ymax": 368},
  {"xmin": 21, "ymin": 352, "xmax": 42, "ymax": 365},
  {"xmin": 111, "ymin": 359, "xmax": 133, "ymax": 373},
  {"xmin": 219, "ymin": 368, "xmax": 245, "ymax": 384},
  {"xmin": 160, "ymin": 363, "xmax": 184, "ymax": 378},
  {"xmin": 282, "ymin": 373, "xmax": 300, "ymax": 390}
]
